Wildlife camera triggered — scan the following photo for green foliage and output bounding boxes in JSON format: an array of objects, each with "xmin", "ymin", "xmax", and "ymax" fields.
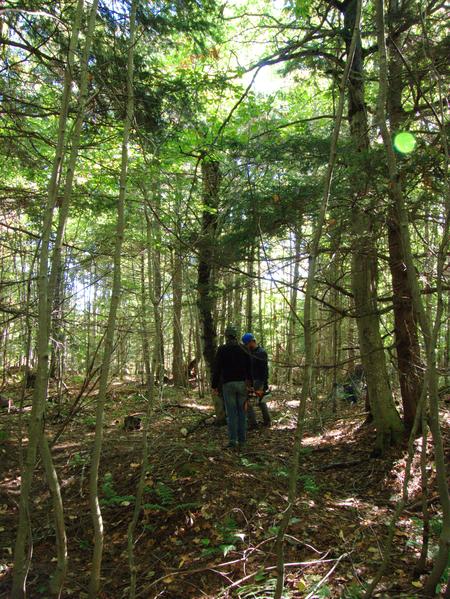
[
  {"xmin": 285, "ymin": 0, "xmax": 311, "ymax": 18},
  {"xmin": 407, "ymin": 516, "xmax": 449, "ymax": 591},
  {"xmin": 342, "ymin": 582, "xmax": 364, "ymax": 598},
  {"xmin": 68, "ymin": 452, "xmax": 90, "ymax": 467},
  {"xmin": 100, "ymin": 472, "xmax": 135, "ymax": 507},
  {"xmin": 317, "ymin": 585, "xmax": 332, "ymax": 597},
  {"xmin": 199, "ymin": 515, "xmax": 244, "ymax": 558},
  {"xmin": 143, "ymin": 479, "xmax": 200, "ymax": 513},
  {"xmin": 83, "ymin": 416, "xmax": 97, "ymax": 430},
  {"xmin": 78, "ymin": 538, "xmax": 91, "ymax": 550},
  {"xmin": 155, "ymin": 481, "xmax": 174, "ymax": 505},
  {"xmin": 274, "ymin": 468, "xmax": 319, "ymax": 494},
  {"xmin": 298, "ymin": 474, "xmax": 320, "ymax": 495},
  {"xmin": 236, "ymin": 576, "xmax": 291, "ymax": 598},
  {"xmin": 240, "ymin": 457, "xmax": 263, "ymax": 470}
]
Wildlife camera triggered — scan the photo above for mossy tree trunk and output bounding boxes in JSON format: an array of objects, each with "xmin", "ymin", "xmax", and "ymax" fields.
[
  {"xmin": 342, "ymin": 0, "xmax": 403, "ymax": 454},
  {"xmin": 374, "ymin": 1, "xmax": 450, "ymax": 593},
  {"xmin": 386, "ymin": 0, "xmax": 423, "ymax": 433}
]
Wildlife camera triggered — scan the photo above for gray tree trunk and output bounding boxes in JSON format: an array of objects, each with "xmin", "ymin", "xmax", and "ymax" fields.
[
  {"xmin": 286, "ymin": 228, "xmax": 301, "ymax": 385},
  {"xmin": 149, "ymin": 182, "xmax": 165, "ymax": 382},
  {"xmin": 88, "ymin": 1, "xmax": 136, "ymax": 595},
  {"xmin": 245, "ymin": 243, "xmax": 254, "ymax": 332},
  {"xmin": 11, "ymin": 3, "xmax": 84, "ymax": 595},
  {"xmin": 274, "ymin": 9, "xmax": 361, "ymax": 594},
  {"xmin": 140, "ymin": 252, "xmax": 152, "ymax": 394},
  {"xmin": 172, "ymin": 243, "xmax": 185, "ymax": 386}
]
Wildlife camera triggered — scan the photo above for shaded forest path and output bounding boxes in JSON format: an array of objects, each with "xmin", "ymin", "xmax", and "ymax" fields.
[{"xmin": 0, "ymin": 382, "xmax": 448, "ymax": 598}]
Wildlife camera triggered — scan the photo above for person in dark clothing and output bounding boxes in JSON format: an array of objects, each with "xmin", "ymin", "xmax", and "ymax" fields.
[
  {"xmin": 242, "ymin": 333, "xmax": 271, "ymax": 427},
  {"xmin": 343, "ymin": 363, "xmax": 365, "ymax": 405},
  {"xmin": 212, "ymin": 324, "xmax": 251, "ymax": 449}
]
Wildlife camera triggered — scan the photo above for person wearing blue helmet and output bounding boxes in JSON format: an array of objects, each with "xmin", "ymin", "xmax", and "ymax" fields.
[{"xmin": 242, "ymin": 333, "xmax": 271, "ymax": 427}]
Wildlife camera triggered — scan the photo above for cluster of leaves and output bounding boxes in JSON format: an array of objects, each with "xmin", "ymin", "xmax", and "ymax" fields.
[{"xmin": 100, "ymin": 472, "xmax": 135, "ymax": 506}]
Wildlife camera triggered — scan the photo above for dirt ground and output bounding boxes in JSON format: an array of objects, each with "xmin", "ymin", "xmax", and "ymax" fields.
[{"xmin": 0, "ymin": 382, "xmax": 449, "ymax": 598}]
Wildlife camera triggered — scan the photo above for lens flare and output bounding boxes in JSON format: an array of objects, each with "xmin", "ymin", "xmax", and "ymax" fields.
[{"xmin": 394, "ymin": 131, "xmax": 416, "ymax": 154}]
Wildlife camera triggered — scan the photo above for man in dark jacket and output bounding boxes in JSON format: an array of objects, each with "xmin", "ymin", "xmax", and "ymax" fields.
[
  {"xmin": 242, "ymin": 332, "xmax": 271, "ymax": 427},
  {"xmin": 212, "ymin": 324, "xmax": 251, "ymax": 449}
]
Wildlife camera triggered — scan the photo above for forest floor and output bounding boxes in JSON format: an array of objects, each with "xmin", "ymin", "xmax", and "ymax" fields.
[{"xmin": 0, "ymin": 381, "xmax": 449, "ymax": 599}]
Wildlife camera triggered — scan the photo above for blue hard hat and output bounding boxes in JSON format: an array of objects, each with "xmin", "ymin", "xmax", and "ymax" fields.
[{"xmin": 242, "ymin": 332, "xmax": 255, "ymax": 344}]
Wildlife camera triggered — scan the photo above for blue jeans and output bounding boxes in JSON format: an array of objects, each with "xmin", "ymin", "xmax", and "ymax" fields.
[{"xmin": 222, "ymin": 381, "xmax": 247, "ymax": 445}]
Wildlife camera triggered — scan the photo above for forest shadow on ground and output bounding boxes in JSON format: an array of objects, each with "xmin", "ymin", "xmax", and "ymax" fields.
[{"xmin": 0, "ymin": 382, "xmax": 448, "ymax": 598}]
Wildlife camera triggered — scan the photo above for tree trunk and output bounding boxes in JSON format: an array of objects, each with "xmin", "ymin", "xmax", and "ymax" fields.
[
  {"xmin": 274, "ymin": 11, "xmax": 361, "ymax": 593},
  {"xmin": 197, "ymin": 159, "xmax": 221, "ymax": 376},
  {"xmin": 286, "ymin": 227, "xmax": 301, "ymax": 384},
  {"xmin": 172, "ymin": 244, "xmax": 185, "ymax": 386},
  {"xmin": 127, "ymin": 362, "xmax": 155, "ymax": 599},
  {"xmin": 374, "ymin": 2, "xmax": 450, "ymax": 592},
  {"xmin": 140, "ymin": 252, "xmax": 152, "ymax": 394},
  {"xmin": 40, "ymin": 434, "xmax": 67, "ymax": 596},
  {"xmin": 245, "ymin": 243, "xmax": 254, "ymax": 332},
  {"xmin": 257, "ymin": 254, "xmax": 264, "ymax": 345},
  {"xmin": 343, "ymin": 0, "xmax": 403, "ymax": 454},
  {"xmin": 11, "ymin": 3, "xmax": 84, "ymax": 595},
  {"xmin": 232, "ymin": 271, "xmax": 243, "ymax": 333},
  {"xmin": 144, "ymin": 205, "xmax": 164, "ymax": 383},
  {"xmin": 88, "ymin": 1, "xmax": 136, "ymax": 595},
  {"xmin": 386, "ymin": 0, "xmax": 423, "ymax": 432},
  {"xmin": 149, "ymin": 183, "xmax": 165, "ymax": 382}
]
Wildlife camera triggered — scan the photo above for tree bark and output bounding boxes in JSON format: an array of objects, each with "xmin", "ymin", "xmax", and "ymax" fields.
[
  {"xmin": 149, "ymin": 182, "xmax": 165, "ymax": 382},
  {"xmin": 286, "ymin": 227, "xmax": 301, "ymax": 385},
  {"xmin": 197, "ymin": 159, "xmax": 221, "ymax": 376},
  {"xmin": 374, "ymin": 1, "xmax": 450, "ymax": 593},
  {"xmin": 386, "ymin": 0, "xmax": 423, "ymax": 432},
  {"xmin": 140, "ymin": 252, "xmax": 152, "ymax": 394},
  {"xmin": 127, "ymin": 362, "xmax": 154, "ymax": 599},
  {"xmin": 172, "ymin": 243, "xmax": 185, "ymax": 386},
  {"xmin": 343, "ymin": 0, "xmax": 403, "ymax": 454},
  {"xmin": 12, "ymin": 3, "xmax": 84, "ymax": 595},
  {"xmin": 39, "ymin": 434, "xmax": 67, "ymax": 597},
  {"xmin": 245, "ymin": 243, "xmax": 254, "ymax": 332},
  {"xmin": 88, "ymin": 1, "xmax": 136, "ymax": 595},
  {"xmin": 274, "ymin": 9, "xmax": 361, "ymax": 593}
]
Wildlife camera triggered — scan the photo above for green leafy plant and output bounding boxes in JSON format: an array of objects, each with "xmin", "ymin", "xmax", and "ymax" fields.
[
  {"xmin": 240, "ymin": 457, "xmax": 263, "ymax": 470},
  {"xmin": 299, "ymin": 446, "xmax": 313, "ymax": 456},
  {"xmin": 200, "ymin": 516, "xmax": 243, "ymax": 558},
  {"xmin": 298, "ymin": 474, "xmax": 320, "ymax": 495},
  {"xmin": 69, "ymin": 451, "xmax": 89, "ymax": 467},
  {"xmin": 100, "ymin": 472, "xmax": 135, "ymax": 506},
  {"xmin": 83, "ymin": 415, "xmax": 97, "ymax": 429},
  {"xmin": 343, "ymin": 582, "xmax": 364, "ymax": 598},
  {"xmin": 155, "ymin": 481, "xmax": 174, "ymax": 506},
  {"xmin": 78, "ymin": 538, "xmax": 90, "ymax": 550},
  {"xmin": 237, "ymin": 576, "xmax": 291, "ymax": 598},
  {"xmin": 316, "ymin": 584, "xmax": 332, "ymax": 597}
]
